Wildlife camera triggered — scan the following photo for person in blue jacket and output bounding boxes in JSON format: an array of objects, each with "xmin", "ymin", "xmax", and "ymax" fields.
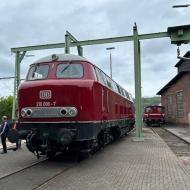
[{"xmin": 0, "ymin": 116, "xmax": 10, "ymax": 153}]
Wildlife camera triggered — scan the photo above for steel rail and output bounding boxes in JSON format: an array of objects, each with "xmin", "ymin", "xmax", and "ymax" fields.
[
  {"xmin": 32, "ymin": 128, "xmax": 135, "ymax": 190},
  {"xmin": 0, "ymin": 159, "xmax": 47, "ymax": 180},
  {"xmin": 32, "ymin": 163, "xmax": 77, "ymax": 190}
]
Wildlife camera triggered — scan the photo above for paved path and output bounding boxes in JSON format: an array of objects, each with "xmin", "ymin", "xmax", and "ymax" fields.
[
  {"xmin": 35, "ymin": 128, "xmax": 190, "ymax": 190},
  {"xmin": 164, "ymin": 125, "xmax": 190, "ymax": 144}
]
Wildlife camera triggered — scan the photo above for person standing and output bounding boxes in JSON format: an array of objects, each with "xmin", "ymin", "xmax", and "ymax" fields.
[
  {"xmin": 0, "ymin": 116, "xmax": 10, "ymax": 153},
  {"xmin": 11, "ymin": 119, "xmax": 21, "ymax": 150}
]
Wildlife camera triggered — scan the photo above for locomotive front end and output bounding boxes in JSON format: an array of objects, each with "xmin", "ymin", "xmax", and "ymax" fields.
[
  {"xmin": 143, "ymin": 105, "xmax": 165, "ymax": 127},
  {"xmin": 17, "ymin": 54, "xmax": 95, "ymax": 158}
]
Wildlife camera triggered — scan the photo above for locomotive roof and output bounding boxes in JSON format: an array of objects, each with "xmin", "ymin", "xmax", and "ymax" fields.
[
  {"xmin": 33, "ymin": 54, "xmax": 89, "ymax": 63},
  {"xmin": 32, "ymin": 53, "xmax": 134, "ymax": 102}
]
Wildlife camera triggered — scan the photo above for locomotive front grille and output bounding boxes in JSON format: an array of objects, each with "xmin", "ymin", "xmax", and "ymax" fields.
[
  {"xmin": 21, "ymin": 107, "xmax": 78, "ymax": 118},
  {"xmin": 33, "ymin": 107, "xmax": 60, "ymax": 117}
]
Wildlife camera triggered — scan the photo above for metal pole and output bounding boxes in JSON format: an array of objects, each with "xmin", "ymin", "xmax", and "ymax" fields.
[
  {"xmin": 106, "ymin": 47, "xmax": 115, "ymax": 79},
  {"xmin": 133, "ymin": 23, "xmax": 143, "ymax": 140},
  {"xmin": 110, "ymin": 51, "xmax": 112, "ymax": 79},
  {"xmin": 12, "ymin": 52, "xmax": 19, "ymax": 119},
  {"xmin": 65, "ymin": 34, "xmax": 70, "ymax": 54}
]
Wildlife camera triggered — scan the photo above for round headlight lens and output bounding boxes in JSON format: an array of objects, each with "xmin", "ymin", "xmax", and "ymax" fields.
[
  {"xmin": 60, "ymin": 108, "xmax": 67, "ymax": 115},
  {"xmin": 21, "ymin": 109, "xmax": 26, "ymax": 117},
  {"xmin": 26, "ymin": 109, "xmax": 32, "ymax": 117},
  {"xmin": 68, "ymin": 108, "xmax": 78, "ymax": 117}
]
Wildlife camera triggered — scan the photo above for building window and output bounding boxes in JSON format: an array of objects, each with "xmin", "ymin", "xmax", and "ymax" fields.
[
  {"xmin": 167, "ymin": 95, "xmax": 173, "ymax": 116},
  {"xmin": 176, "ymin": 91, "xmax": 184, "ymax": 117}
]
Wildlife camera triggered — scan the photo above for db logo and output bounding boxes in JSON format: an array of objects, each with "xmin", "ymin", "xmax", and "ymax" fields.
[{"xmin": 39, "ymin": 90, "xmax": 52, "ymax": 99}]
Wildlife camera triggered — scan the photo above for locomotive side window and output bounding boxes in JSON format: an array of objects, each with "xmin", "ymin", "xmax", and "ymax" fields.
[
  {"xmin": 125, "ymin": 91, "xmax": 130, "ymax": 99},
  {"xmin": 56, "ymin": 63, "xmax": 83, "ymax": 78},
  {"xmin": 105, "ymin": 76, "xmax": 113, "ymax": 89},
  {"xmin": 101, "ymin": 72, "xmax": 108, "ymax": 86},
  {"xmin": 120, "ymin": 88, "xmax": 125, "ymax": 97},
  {"xmin": 92, "ymin": 66, "xmax": 97, "ymax": 80},
  {"xmin": 27, "ymin": 64, "xmax": 49, "ymax": 80},
  {"xmin": 95, "ymin": 68, "xmax": 106, "ymax": 86},
  {"xmin": 112, "ymin": 81, "xmax": 118, "ymax": 93},
  {"xmin": 129, "ymin": 93, "xmax": 134, "ymax": 102},
  {"xmin": 116, "ymin": 84, "xmax": 121, "ymax": 94}
]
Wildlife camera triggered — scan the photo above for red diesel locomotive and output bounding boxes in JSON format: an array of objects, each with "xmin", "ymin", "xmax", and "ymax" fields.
[
  {"xmin": 17, "ymin": 54, "xmax": 135, "ymax": 158},
  {"xmin": 143, "ymin": 105, "xmax": 165, "ymax": 126}
]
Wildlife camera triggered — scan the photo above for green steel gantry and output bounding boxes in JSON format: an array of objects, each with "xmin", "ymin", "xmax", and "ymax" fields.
[{"xmin": 11, "ymin": 24, "xmax": 190, "ymax": 140}]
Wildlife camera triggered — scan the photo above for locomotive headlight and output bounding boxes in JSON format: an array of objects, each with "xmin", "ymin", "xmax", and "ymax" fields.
[
  {"xmin": 60, "ymin": 108, "xmax": 67, "ymax": 115},
  {"xmin": 26, "ymin": 109, "xmax": 33, "ymax": 117},
  {"xmin": 21, "ymin": 109, "xmax": 26, "ymax": 117},
  {"xmin": 68, "ymin": 107, "xmax": 78, "ymax": 117}
]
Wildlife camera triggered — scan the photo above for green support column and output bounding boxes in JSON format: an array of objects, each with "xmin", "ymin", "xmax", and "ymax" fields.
[
  {"xmin": 17, "ymin": 51, "xmax": 26, "ymax": 87},
  {"xmin": 78, "ymin": 46, "xmax": 83, "ymax": 56},
  {"xmin": 133, "ymin": 23, "xmax": 143, "ymax": 140},
  {"xmin": 12, "ymin": 51, "xmax": 26, "ymax": 119},
  {"xmin": 12, "ymin": 52, "xmax": 20, "ymax": 119},
  {"xmin": 66, "ymin": 31, "xmax": 83, "ymax": 56},
  {"xmin": 65, "ymin": 34, "xmax": 70, "ymax": 54}
]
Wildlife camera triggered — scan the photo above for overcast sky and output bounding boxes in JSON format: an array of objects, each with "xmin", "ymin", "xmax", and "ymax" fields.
[{"xmin": 0, "ymin": 0, "xmax": 190, "ymax": 98}]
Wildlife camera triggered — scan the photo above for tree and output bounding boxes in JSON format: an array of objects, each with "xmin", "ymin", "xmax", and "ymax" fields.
[{"xmin": 0, "ymin": 96, "xmax": 13, "ymax": 120}]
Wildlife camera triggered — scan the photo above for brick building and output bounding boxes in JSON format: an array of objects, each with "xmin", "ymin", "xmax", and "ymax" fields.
[{"xmin": 157, "ymin": 51, "xmax": 190, "ymax": 125}]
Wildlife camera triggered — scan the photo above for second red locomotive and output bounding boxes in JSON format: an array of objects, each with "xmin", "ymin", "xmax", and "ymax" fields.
[
  {"xmin": 143, "ymin": 105, "xmax": 165, "ymax": 127},
  {"xmin": 16, "ymin": 54, "xmax": 135, "ymax": 158}
]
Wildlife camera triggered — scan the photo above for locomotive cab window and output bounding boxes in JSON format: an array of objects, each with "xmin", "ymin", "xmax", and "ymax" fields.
[
  {"xmin": 157, "ymin": 107, "xmax": 163, "ymax": 113},
  {"xmin": 146, "ymin": 107, "xmax": 151, "ymax": 112},
  {"xmin": 56, "ymin": 63, "xmax": 83, "ymax": 78},
  {"xmin": 27, "ymin": 64, "xmax": 49, "ymax": 80}
]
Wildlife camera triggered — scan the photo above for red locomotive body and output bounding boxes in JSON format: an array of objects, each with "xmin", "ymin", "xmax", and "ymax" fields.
[
  {"xmin": 143, "ymin": 105, "xmax": 165, "ymax": 126},
  {"xmin": 17, "ymin": 54, "xmax": 135, "ymax": 158}
]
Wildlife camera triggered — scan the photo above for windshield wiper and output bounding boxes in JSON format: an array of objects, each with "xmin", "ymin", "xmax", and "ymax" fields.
[
  {"xmin": 32, "ymin": 64, "xmax": 39, "ymax": 78},
  {"xmin": 61, "ymin": 63, "xmax": 71, "ymax": 73}
]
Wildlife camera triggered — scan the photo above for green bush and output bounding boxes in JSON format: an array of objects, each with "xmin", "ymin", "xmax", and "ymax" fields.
[{"xmin": 0, "ymin": 96, "xmax": 13, "ymax": 120}]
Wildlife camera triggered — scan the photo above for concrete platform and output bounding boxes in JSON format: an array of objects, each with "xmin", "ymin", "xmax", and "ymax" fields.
[
  {"xmin": 164, "ymin": 125, "xmax": 190, "ymax": 144},
  {"xmin": 36, "ymin": 128, "xmax": 190, "ymax": 190}
]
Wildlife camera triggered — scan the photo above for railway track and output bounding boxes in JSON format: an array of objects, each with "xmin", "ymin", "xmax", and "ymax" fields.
[
  {"xmin": 151, "ymin": 127, "xmax": 190, "ymax": 158},
  {"xmin": 0, "ymin": 158, "xmax": 47, "ymax": 180},
  {"xmin": 0, "ymin": 129, "xmax": 134, "ymax": 190},
  {"xmin": 32, "ymin": 163, "xmax": 75, "ymax": 190},
  {"xmin": 0, "ymin": 154, "xmax": 76, "ymax": 190}
]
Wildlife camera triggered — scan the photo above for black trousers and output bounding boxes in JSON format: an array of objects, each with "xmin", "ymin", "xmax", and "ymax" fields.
[
  {"xmin": 1, "ymin": 135, "xmax": 7, "ymax": 153},
  {"xmin": 16, "ymin": 139, "xmax": 21, "ymax": 149}
]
